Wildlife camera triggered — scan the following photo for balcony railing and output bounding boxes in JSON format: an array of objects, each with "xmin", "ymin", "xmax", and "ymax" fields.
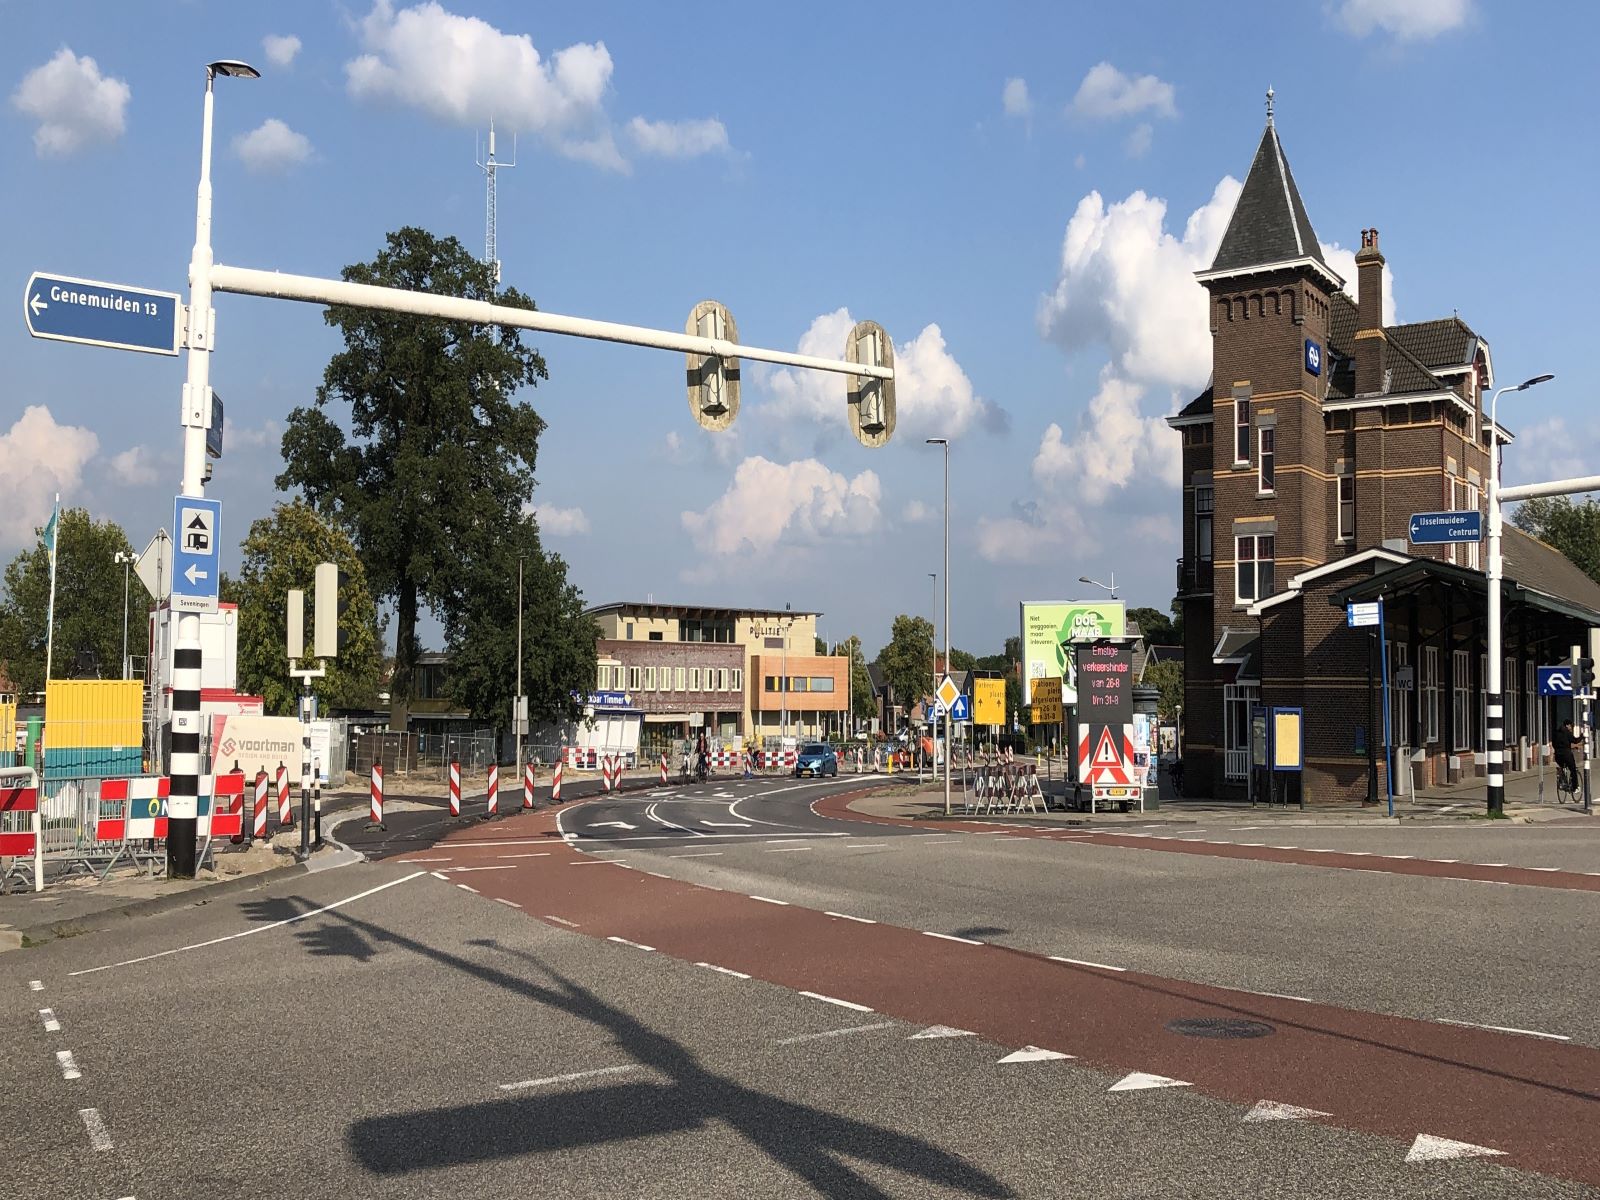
[{"xmin": 1175, "ymin": 556, "xmax": 1214, "ymax": 596}]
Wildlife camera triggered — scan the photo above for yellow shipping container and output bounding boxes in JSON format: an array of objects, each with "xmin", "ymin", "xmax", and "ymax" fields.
[
  {"xmin": 0, "ymin": 701, "xmax": 15, "ymax": 760},
  {"xmin": 44, "ymin": 680, "xmax": 143, "ymax": 750}
]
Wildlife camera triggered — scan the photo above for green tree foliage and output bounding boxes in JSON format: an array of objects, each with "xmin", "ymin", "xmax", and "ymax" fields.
[
  {"xmin": 1144, "ymin": 657, "xmax": 1184, "ymax": 719},
  {"xmin": 828, "ymin": 635, "xmax": 877, "ymax": 721},
  {"xmin": 0, "ymin": 509, "xmax": 146, "ymax": 692},
  {"xmin": 875, "ymin": 614, "xmax": 935, "ymax": 708},
  {"xmin": 277, "ymin": 227, "xmax": 548, "ymax": 729},
  {"xmin": 1512, "ymin": 495, "xmax": 1600, "ymax": 585},
  {"xmin": 223, "ymin": 501, "xmax": 384, "ymax": 716},
  {"xmin": 1127, "ymin": 606, "xmax": 1178, "ymax": 645},
  {"xmin": 441, "ymin": 518, "xmax": 598, "ymax": 727},
  {"xmin": 948, "ymin": 648, "xmax": 977, "ymax": 672}
]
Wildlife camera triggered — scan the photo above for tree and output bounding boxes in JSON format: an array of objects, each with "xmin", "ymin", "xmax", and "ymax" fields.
[
  {"xmin": 1144, "ymin": 658, "xmax": 1184, "ymax": 720},
  {"xmin": 441, "ymin": 518, "xmax": 598, "ymax": 727},
  {"xmin": 875, "ymin": 614, "xmax": 935, "ymax": 709},
  {"xmin": 277, "ymin": 227, "xmax": 548, "ymax": 730},
  {"xmin": 814, "ymin": 635, "xmax": 827, "ymax": 655},
  {"xmin": 1512, "ymin": 496, "xmax": 1600, "ymax": 585},
  {"xmin": 828, "ymin": 635, "xmax": 876, "ymax": 723},
  {"xmin": 223, "ymin": 501, "xmax": 384, "ymax": 716},
  {"xmin": 1127, "ymin": 606, "xmax": 1178, "ymax": 645},
  {"xmin": 0, "ymin": 509, "xmax": 146, "ymax": 693},
  {"xmin": 948, "ymin": 648, "xmax": 977, "ymax": 673}
]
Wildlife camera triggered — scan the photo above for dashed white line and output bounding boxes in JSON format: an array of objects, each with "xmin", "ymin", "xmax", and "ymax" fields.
[
  {"xmin": 499, "ymin": 1064, "xmax": 641, "ymax": 1092},
  {"xmin": 1528, "ymin": 866, "xmax": 1561, "ymax": 872},
  {"xmin": 499, "ymin": 852, "xmax": 551, "ymax": 859},
  {"xmin": 643, "ymin": 871, "xmax": 672, "ymax": 879},
  {"xmin": 39, "ymin": 1008, "xmax": 60, "ymax": 1033},
  {"xmin": 844, "ymin": 843, "xmax": 889, "ymax": 850},
  {"xmin": 56, "ymin": 1050, "xmax": 82, "ymax": 1080},
  {"xmin": 430, "ymin": 871, "xmax": 450, "ymax": 880},
  {"xmin": 670, "ymin": 851, "xmax": 723, "ymax": 858},
  {"xmin": 29, "ymin": 980, "xmax": 43, "ymax": 991},
  {"xmin": 447, "ymin": 864, "xmax": 516, "ymax": 873},
  {"xmin": 799, "ymin": 991, "xmax": 874, "ymax": 1012},
  {"xmin": 766, "ymin": 847, "xmax": 810, "ymax": 853},
  {"xmin": 543, "ymin": 915, "xmax": 580, "ymax": 928},
  {"xmin": 78, "ymin": 1107, "xmax": 112, "ymax": 1151},
  {"xmin": 570, "ymin": 859, "xmax": 629, "ymax": 866},
  {"xmin": 824, "ymin": 911, "xmax": 876, "ymax": 924},
  {"xmin": 749, "ymin": 895, "xmax": 789, "ymax": 905},
  {"xmin": 399, "ymin": 857, "xmax": 453, "ymax": 864},
  {"xmin": 924, "ymin": 932, "xmax": 984, "ymax": 946},
  {"xmin": 1437, "ymin": 1018, "xmax": 1570, "ymax": 1041},
  {"xmin": 493, "ymin": 898, "xmax": 522, "ymax": 909},
  {"xmin": 606, "ymin": 936, "xmax": 655, "ymax": 952},
  {"xmin": 1049, "ymin": 956, "xmax": 1127, "ymax": 972},
  {"xmin": 776, "ymin": 1022, "xmax": 896, "ymax": 1045},
  {"xmin": 695, "ymin": 962, "xmax": 750, "ymax": 980}
]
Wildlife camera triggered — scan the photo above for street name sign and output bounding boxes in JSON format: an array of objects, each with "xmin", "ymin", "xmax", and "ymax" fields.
[
  {"xmin": 24, "ymin": 272, "xmax": 182, "ymax": 356},
  {"xmin": 1346, "ymin": 601, "xmax": 1382, "ymax": 628},
  {"xmin": 1538, "ymin": 666, "xmax": 1574, "ymax": 696},
  {"xmin": 1408, "ymin": 509, "xmax": 1482, "ymax": 545},
  {"xmin": 171, "ymin": 496, "xmax": 221, "ymax": 613}
]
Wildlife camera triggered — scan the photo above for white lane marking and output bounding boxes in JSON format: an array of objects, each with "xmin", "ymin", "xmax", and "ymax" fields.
[
  {"xmin": 39, "ymin": 1008, "xmax": 60, "ymax": 1033},
  {"xmin": 1436, "ymin": 1019, "xmax": 1570, "ymax": 1041},
  {"xmin": 845, "ymin": 843, "xmax": 889, "ymax": 850},
  {"xmin": 1405, "ymin": 1133, "xmax": 1505, "ymax": 1163},
  {"xmin": 456, "ymin": 884, "xmax": 479, "ymax": 893},
  {"xmin": 68, "ymin": 871, "xmax": 424, "ymax": 977},
  {"xmin": 499, "ymin": 1064, "xmax": 641, "ymax": 1092},
  {"xmin": 799, "ymin": 991, "xmax": 874, "ymax": 1012},
  {"xmin": 766, "ymin": 847, "xmax": 810, "ymax": 853},
  {"xmin": 1050, "ymin": 956, "xmax": 1127, "ymax": 972},
  {"xmin": 1243, "ymin": 1099, "xmax": 1330, "ymax": 1123},
  {"xmin": 78, "ymin": 1107, "xmax": 112, "ymax": 1151},
  {"xmin": 825, "ymin": 911, "xmax": 875, "ymax": 923},
  {"xmin": 1528, "ymin": 866, "xmax": 1561, "ymax": 872},
  {"xmin": 1249, "ymin": 990, "xmax": 1313, "ymax": 1003},
  {"xmin": 765, "ymin": 838, "xmax": 809, "ymax": 844},
  {"xmin": 777, "ymin": 1022, "xmax": 896, "ymax": 1045},
  {"xmin": 669, "ymin": 851, "xmax": 723, "ymax": 859},
  {"xmin": 695, "ymin": 962, "xmax": 750, "ymax": 980},
  {"xmin": 644, "ymin": 871, "xmax": 672, "ymax": 879},
  {"xmin": 543, "ymin": 915, "xmax": 580, "ymax": 928},
  {"xmin": 749, "ymin": 895, "xmax": 789, "ymax": 905},
  {"xmin": 727, "ymin": 793, "xmax": 799, "ymax": 828},
  {"xmin": 1108, "ymin": 1072, "xmax": 1189, "ymax": 1092},
  {"xmin": 924, "ymin": 931, "xmax": 984, "ymax": 945},
  {"xmin": 646, "ymin": 801, "xmax": 706, "ymax": 838},
  {"xmin": 430, "ymin": 871, "xmax": 450, "ymax": 880},
  {"xmin": 499, "ymin": 852, "xmax": 551, "ymax": 859},
  {"xmin": 1237, "ymin": 842, "xmax": 1265, "ymax": 847},
  {"xmin": 1430, "ymin": 859, "xmax": 1459, "ymax": 864},
  {"xmin": 998, "ymin": 1045, "xmax": 1073, "ymax": 1063},
  {"xmin": 590, "ymin": 820, "xmax": 638, "ymax": 830},
  {"xmin": 1387, "ymin": 855, "xmax": 1415, "ymax": 860},
  {"xmin": 494, "ymin": 898, "xmax": 522, "ymax": 909},
  {"xmin": 910, "ymin": 1025, "xmax": 975, "ymax": 1039},
  {"xmin": 447, "ymin": 864, "xmax": 516, "ymax": 873},
  {"xmin": 571, "ymin": 832, "xmax": 851, "ymax": 844},
  {"xmin": 606, "ymin": 936, "xmax": 655, "ymax": 952},
  {"xmin": 398, "ymin": 857, "xmax": 453, "ymax": 864},
  {"xmin": 57, "ymin": 1050, "xmax": 82, "ymax": 1080},
  {"xmin": 703, "ymin": 821, "xmax": 751, "ymax": 828},
  {"xmin": 29, "ymin": 980, "xmax": 44, "ymax": 991},
  {"xmin": 570, "ymin": 859, "xmax": 629, "ymax": 866},
  {"xmin": 1270, "ymin": 846, "xmax": 1299, "ymax": 851},
  {"xmin": 451, "ymin": 836, "xmax": 570, "ymax": 849},
  {"xmin": 1483, "ymin": 863, "xmax": 1509, "ymax": 867}
]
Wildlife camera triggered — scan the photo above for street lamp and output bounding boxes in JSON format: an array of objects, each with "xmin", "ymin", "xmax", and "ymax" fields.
[
  {"xmin": 515, "ymin": 553, "xmax": 525, "ymax": 782},
  {"xmin": 113, "ymin": 550, "xmax": 134, "ymax": 680},
  {"xmin": 1078, "ymin": 572, "xmax": 1118, "ymax": 600},
  {"xmin": 927, "ymin": 437, "xmax": 950, "ymax": 816},
  {"xmin": 780, "ymin": 601, "xmax": 792, "ymax": 740},
  {"xmin": 1486, "ymin": 371, "xmax": 1554, "ymax": 816}
]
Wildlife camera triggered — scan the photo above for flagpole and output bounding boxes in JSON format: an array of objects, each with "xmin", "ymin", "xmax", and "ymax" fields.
[{"xmin": 44, "ymin": 494, "xmax": 59, "ymax": 685}]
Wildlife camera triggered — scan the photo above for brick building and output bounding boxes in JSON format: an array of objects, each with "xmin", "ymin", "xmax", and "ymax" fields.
[{"xmin": 1170, "ymin": 107, "xmax": 1600, "ymax": 804}]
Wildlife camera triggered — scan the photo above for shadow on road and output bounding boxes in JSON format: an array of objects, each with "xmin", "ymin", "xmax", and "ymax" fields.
[{"xmin": 255, "ymin": 892, "xmax": 1015, "ymax": 1199}]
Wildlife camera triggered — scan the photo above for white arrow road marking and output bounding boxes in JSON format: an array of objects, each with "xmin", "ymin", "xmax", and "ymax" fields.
[
  {"xmin": 910, "ymin": 1025, "xmax": 975, "ymax": 1039},
  {"xmin": 1405, "ymin": 1134, "xmax": 1506, "ymax": 1163},
  {"xmin": 590, "ymin": 821, "xmax": 638, "ymax": 830},
  {"xmin": 1242, "ymin": 1100, "xmax": 1330, "ymax": 1123},
  {"xmin": 997, "ymin": 1046, "xmax": 1072, "ymax": 1063},
  {"xmin": 29, "ymin": 292, "xmax": 47, "ymax": 316},
  {"xmin": 1108, "ymin": 1072, "xmax": 1190, "ymax": 1092}
]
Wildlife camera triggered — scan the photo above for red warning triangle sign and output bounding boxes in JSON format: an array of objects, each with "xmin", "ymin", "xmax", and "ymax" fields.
[{"xmin": 1090, "ymin": 726, "xmax": 1131, "ymax": 785}]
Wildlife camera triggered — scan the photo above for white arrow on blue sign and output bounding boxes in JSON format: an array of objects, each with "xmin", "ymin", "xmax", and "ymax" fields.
[
  {"xmin": 23, "ymin": 271, "xmax": 182, "ymax": 356},
  {"xmin": 949, "ymin": 694, "xmax": 971, "ymax": 722},
  {"xmin": 1537, "ymin": 666, "xmax": 1574, "ymax": 696},
  {"xmin": 1408, "ymin": 509, "xmax": 1482, "ymax": 545},
  {"xmin": 171, "ymin": 496, "xmax": 221, "ymax": 614}
]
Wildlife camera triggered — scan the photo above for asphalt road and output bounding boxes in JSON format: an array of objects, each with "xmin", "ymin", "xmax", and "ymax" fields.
[{"xmin": 4, "ymin": 777, "xmax": 1597, "ymax": 1197}]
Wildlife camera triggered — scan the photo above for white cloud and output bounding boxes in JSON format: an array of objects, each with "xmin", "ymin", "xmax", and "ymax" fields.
[
  {"xmin": 232, "ymin": 118, "xmax": 313, "ymax": 173},
  {"xmin": 681, "ymin": 457, "xmax": 881, "ymax": 556},
  {"xmin": 109, "ymin": 446, "xmax": 160, "ymax": 486},
  {"xmin": 626, "ymin": 116, "xmax": 729, "ymax": 158},
  {"xmin": 529, "ymin": 504, "xmax": 591, "ymax": 536},
  {"xmin": 1321, "ymin": 239, "xmax": 1397, "ymax": 325},
  {"xmin": 345, "ymin": 1, "xmax": 627, "ymax": 170},
  {"xmin": 11, "ymin": 48, "xmax": 130, "ymax": 156},
  {"xmin": 1335, "ymin": 0, "xmax": 1472, "ymax": 40},
  {"xmin": 902, "ymin": 499, "xmax": 932, "ymax": 523},
  {"xmin": 1505, "ymin": 416, "xmax": 1600, "ymax": 493},
  {"xmin": 1002, "ymin": 77, "xmax": 1031, "ymax": 118},
  {"xmin": 763, "ymin": 309, "xmax": 1001, "ymax": 441},
  {"xmin": 1069, "ymin": 62, "xmax": 1176, "ymax": 120},
  {"xmin": 0, "ymin": 406, "xmax": 99, "ymax": 551},
  {"xmin": 1039, "ymin": 176, "xmax": 1241, "ymax": 391},
  {"xmin": 263, "ymin": 34, "xmax": 302, "ymax": 68},
  {"xmin": 228, "ymin": 421, "xmax": 281, "ymax": 451},
  {"xmin": 1030, "ymin": 371, "xmax": 1181, "ymax": 505},
  {"xmin": 1125, "ymin": 122, "xmax": 1153, "ymax": 158}
]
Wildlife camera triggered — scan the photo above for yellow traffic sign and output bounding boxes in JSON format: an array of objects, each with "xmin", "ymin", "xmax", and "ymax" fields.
[{"xmin": 936, "ymin": 674, "xmax": 960, "ymax": 710}]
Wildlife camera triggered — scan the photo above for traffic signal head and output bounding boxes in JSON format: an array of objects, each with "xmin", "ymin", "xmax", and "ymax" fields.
[
  {"xmin": 846, "ymin": 320, "xmax": 895, "ymax": 448},
  {"xmin": 313, "ymin": 561, "xmax": 350, "ymax": 660},
  {"xmin": 1579, "ymin": 656, "xmax": 1596, "ymax": 694},
  {"xmin": 685, "ymin": 300, "xmax": 740, "ymax": 432}
]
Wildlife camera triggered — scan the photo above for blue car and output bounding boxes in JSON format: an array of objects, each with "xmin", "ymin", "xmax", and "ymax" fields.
[{"xmin": 794, "ymin": 742, "xmax": 838, "ymax": 778}]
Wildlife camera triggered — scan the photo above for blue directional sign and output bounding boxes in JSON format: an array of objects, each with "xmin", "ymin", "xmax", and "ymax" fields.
[
  {"xmin": 949, "ymin": 693, "xmax": 971, "ymax": 723},
  {"xmin": 1408, "ymin": 509, "xmax": 1482, "ymax": 545},
  {"xmin": 171, "ymin": 496, "xmax": 221, "ymax": 614},
  {"xmin": 24, "ymin": 272, "xmax": 182, "ymax": 356},
  {"xmin": 1538, "ymin": 666, "xmax": 1574, "ymax": 697}
]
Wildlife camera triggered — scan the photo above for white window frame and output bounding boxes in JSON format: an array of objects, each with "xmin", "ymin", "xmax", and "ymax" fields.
[
  {"xmin": 1452, "ymin": 648, "xmax": 1472, "ymax": 751},
  {"xmin": 1390, "ymin": 642, "xmax": 1410, "ymax": 747},
  {"xmin": 627, "ymin": 665, "xmax": 642, "ymax": 691},
  {"xmin": 1465, "ymin": 483, "xmax": 1481, "ymax": 570},
  {"xmin": 1257, "ymin": 426, "xmax": 1275, "ymax": 494},
  {"xmin": 717, "ymin": 667, "xmax": 729, "ymax": 691},
  {"xmin": 643, "ymin": 666, "xmax": 656, "ymax": 690},
  {"xmin": 731, "ymin": 668, "xmax": 743, "ymax": 692},
  {"xmin": 689, "ymin": 667, "xmax": 701, "ymax": 691},
  {"xmin": 675, "ymin": 666, "xmax": 686, "ymax": 691},
  {"xmin": 1503, "ymin": 655, "xmax": 1517, "ymax": 744},
  {"xmin": 1421, "ymin": 646, "xmax": 1439, "ymax": 746},
  {"xmin": 1234, "ymin": 533, "xmax": 1275, "ymax": 606},
  {"xmin": 1223, "ymin": 683, "xmax": 1258, "ymax": 781}
]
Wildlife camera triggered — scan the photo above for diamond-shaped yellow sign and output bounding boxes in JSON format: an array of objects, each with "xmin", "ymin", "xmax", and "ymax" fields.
[{"xmin": 936, "ymin": 674, "xmax": 960, "ymax": 709}]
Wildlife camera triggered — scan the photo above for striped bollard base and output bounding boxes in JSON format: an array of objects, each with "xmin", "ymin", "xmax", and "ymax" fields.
[
  {"xmin": 551, "ymin": 761, "xmax": 563, "ymax": 803},
  {"xmin": 253, "ymin": 771, "xmax": 269, "ymax": 841},
  {"xmin": 523, "ymin": 762, "xmax": 535, "ymax": 809},
  {"xmin": 660, "ymin": 753, "xmax": 668, "ymax": 785},
  {"xmin": 369, "ymin": 764, "xmax": 385, "ymax": 829},
  {"xmin": 448, "ymin": 761, "xmax": 461, "ymax": 817},
  {"xmin": 277, "ymin": 762, "xmax": 293, "ymax": 828},
  {"xmin": 485, "ymin": 763, "xmax": 499, "ymax": 819}
]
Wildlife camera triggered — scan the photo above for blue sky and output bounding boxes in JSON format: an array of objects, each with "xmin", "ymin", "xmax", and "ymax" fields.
[{"xmin": 4, "ymin": 0, "xmax": 1596, "ymax": 659}]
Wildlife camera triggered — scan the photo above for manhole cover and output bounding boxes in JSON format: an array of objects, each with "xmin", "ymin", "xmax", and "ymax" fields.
[{"xmin": 1166, "ymin": 1017, "xmax": 1276, "ymax": 1040}]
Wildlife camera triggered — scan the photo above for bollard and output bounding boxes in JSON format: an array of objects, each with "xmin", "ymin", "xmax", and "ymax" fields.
[
  {"xmin": 601, "ymin": 756, "xmax": 615, "ymax": 793},
  {"xmin": 551, "ymin": 759, "xmax": 563, "ymax": 803},
  {"xmin": 253, "ymin": 769, "xmax": 269, "ymax": 841},
  {"xmin": 485, "ymin": 762, "xmax": 499, "ymax": 818},
  {"xmin": 369, "ymin": 763, "xmax": 385, "ymax": 829},
  {"xmin": 312, "ymin": 760, "xmax": 323, "ymax": 847},
  {"xmin": 660, "ymin": 752, "xmax": 668, "ymax": 785},
  {"xmin": 523, "ymin": 761, "xmax": 535, "ymax": 809},
  {"xmin": 277, "ymin": 761, "xmax": 293, "ymax": 828},
  {"xmin": 449, "ymin": 760, "xmax": 461, "ymax": 817}
]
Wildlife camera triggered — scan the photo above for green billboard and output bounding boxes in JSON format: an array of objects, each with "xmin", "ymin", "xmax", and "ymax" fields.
[{"xmin": 1019, "ymin": 601, "xmax": 1126, "ymax": 706}]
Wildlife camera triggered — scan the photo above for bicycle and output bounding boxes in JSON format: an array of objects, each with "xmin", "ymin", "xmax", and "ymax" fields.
[{"xmin": 1555, "ymin": 763, "xmax": 1580, "ymax": 805}]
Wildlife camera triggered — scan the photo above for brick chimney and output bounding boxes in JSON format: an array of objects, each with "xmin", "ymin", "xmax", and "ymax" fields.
[{"xmin": 1353, "ymin": 228, "xmax": 1387, "ymax": 395}]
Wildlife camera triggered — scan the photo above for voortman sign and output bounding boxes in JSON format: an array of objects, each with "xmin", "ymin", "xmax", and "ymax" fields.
[
  {"xmin": 210, "ymin": 714, "xmax": 303, "ymax": 780},
  {"xmin": 1020, "ymin": 601, "xmax": 1126, "ymax": 706}
]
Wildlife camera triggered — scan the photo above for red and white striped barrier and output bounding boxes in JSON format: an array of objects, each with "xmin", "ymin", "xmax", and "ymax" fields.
[
  {"xmin": 207, "ymin": 772, "xmax": 245, "ymax": 840},
  {"xmin": 98, "ymin": 776, "xmax": 175, "ymax": 841},
  {"xmin": 551, "ymin": 760, "xmax": 563, "ymax": 802},
  {"xmin": 253, "ymin": 770, "xmax": 270, "ymax": 840},
  {"xmin": 276, "ymin": 761, "xmax": 292, "ymax": 828},
  {"xmin": 448, "ymin": 761, "xmax": 461, "ymax": 817},
  {"xmin": 0, "ymin": 779, "xmax": 43, "ymax": 891},
  {"xmin": 601, "ymin": 756, "xmax": 615, "ymax": 793},
  {"xmin": 523, "ymin": 762, "xmax": 535, "ymax": 809},
  {"xmin": 659, "ymin": 753, "xmax": 668, "ymax": 785},
  {"xmin": 370, "ymin": 763, "xmax": 384, "ymax": 827},
  {"xmin": 487, "ymin": 763, "xmax": 499, "ymax": 816}
]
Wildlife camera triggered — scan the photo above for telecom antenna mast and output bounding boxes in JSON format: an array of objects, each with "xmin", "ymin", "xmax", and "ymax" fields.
[{"xmin": 475, "ymin": 120, "xmax": 516, "ymax": 284}]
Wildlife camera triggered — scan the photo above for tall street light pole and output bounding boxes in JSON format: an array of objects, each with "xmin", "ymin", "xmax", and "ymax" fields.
[
  {"xmin": 780, "ymin": 602, "xmax": 792, "ymax": 740},
  {"xmin": 1486, "ymin": 372, "xmax": 1554, "ymax": 816},
  {"xmin": 515, "ymin": 553, "xmax": 525, "ymax": 783},
  {"xmin": 928, "ymin": 438, "xmax": 950, "ymax": 816},
  {"xmin": 114, "ymin": 550, "xmax": 134, "ymax": 679},
  {"xmin": 1078, "ymin": 572, "xmax": 1118, "ymax": 600},
  {"xmin": 169, "ymin": 59, "xmax": 258, "ymax": 880}
]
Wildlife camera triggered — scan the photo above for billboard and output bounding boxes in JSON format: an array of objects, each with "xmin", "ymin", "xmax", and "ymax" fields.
[
  {"xmin": 210, "ymin": 714, "xmax": 303, "ymax": 781},
  {"xmin": 1019, "ymin": 601, "xmax": 1126, "ymax": 706},
  {"xmin": 973, "ymin": 678, "xmax": 1005, "ymax": 726}
]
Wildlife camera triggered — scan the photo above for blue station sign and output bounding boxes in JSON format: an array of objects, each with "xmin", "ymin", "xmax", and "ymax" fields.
[
  {"xmin": 23, "ymin": 271, "xmax": 182, "ymax": 356},
  {"xmin": 1408, "ymin": 509, "xmax": 1482, "ymax": 545}
]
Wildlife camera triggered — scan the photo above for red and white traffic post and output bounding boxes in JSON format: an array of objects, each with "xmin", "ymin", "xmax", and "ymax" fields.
[
  {"xmin": 485, "ymin": 762, "xmax": 499, "ymax": 818},
  {"xmin": 252, "ymin": 770, "xmax": 269, "ymax": 842},
  {"xmin": 368, "ymin": 762, "xmax": 384, "ymax": 829},
  {"xmin": 449, "ymin": 760, "xmax": 461, "ymax": 817},
  {"xmin": 523, "ymin": 761, "xmax": 535, "ymax": 809}
]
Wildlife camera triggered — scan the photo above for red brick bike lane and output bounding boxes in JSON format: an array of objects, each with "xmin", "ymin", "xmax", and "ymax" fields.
[{"xmin": 422, "ymin": 800, "xmax": 1600, "ymax": 1187}]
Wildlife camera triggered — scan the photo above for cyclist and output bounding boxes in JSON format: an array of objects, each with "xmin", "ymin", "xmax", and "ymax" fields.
[
  {"xmin": 695, "ymin": 731, "xmax": 710, "ymax": 783},
  {"xmin": 1552, "ymin": 718, "xmax": 1580, "ymax": 800}
]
